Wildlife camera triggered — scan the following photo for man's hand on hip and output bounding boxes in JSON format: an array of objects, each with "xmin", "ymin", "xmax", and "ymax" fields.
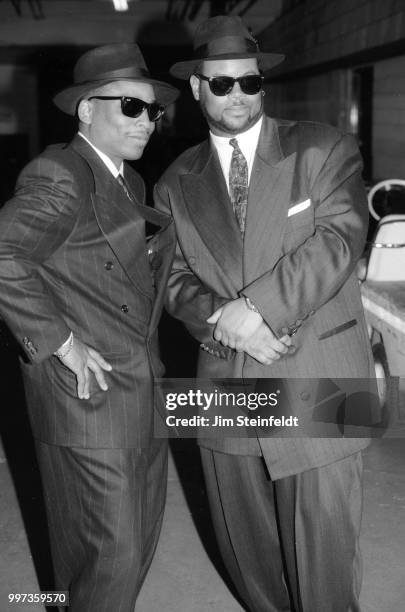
[
  {"xmin": 57, "ymin": 337, "xmax": 112, "ymax": 400},
  {"xmin": 207, "ymin": 297, "xmax": 264, "ymax": 350}
]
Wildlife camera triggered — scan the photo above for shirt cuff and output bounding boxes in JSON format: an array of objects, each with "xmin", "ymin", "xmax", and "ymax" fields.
[{"xmin": 54, "ymin": 331, "xmax": 73, "ymax": 356}]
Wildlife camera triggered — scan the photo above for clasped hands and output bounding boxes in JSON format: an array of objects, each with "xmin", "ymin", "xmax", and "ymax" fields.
[{"xmin": 207, "ymin": 297, "xmax": 292, "ymax": 365}]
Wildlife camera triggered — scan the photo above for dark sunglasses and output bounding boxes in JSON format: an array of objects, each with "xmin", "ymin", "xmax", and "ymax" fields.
[
  {"xmin": 195, "ymin": 73, "xmax": 264, "ymax": 96},
  {"xmin": 87, "ymin": 96, "xmax": 165, "ymax": 122}
]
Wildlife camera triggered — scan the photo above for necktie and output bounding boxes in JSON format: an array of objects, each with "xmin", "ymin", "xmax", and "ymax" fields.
[
  {"xmin": 229, "ymin": 138, "xmax": 248, "ymax": 235},
  {"xmin": 117, "ymin": 174, "xmax": 159, "ymax": 239},
  {"xmin": 117, "ymin": 173, "xmax": 132, "ymax": 199},
  {"xmin": 117, "ymin": 174, "xmax": 160, "ymax": 287}
]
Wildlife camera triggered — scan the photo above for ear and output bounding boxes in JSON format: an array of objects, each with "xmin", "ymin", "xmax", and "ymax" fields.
[
  {"xmin": 77, "ymin": 99, "xmax": 93, "ymax": 124},
  {"xmin": 189, "ymin": 75, "xmax": 200, "ymax": 101}
]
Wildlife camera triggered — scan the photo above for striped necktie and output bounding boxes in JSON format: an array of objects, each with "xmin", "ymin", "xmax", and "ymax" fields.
[
  {"xmin": 117, "ymin": 173, "xmax": 132, "ymax": 199},
  {"xmin": 229, "ymin": 138, "xmax": 248, "ymax": 235},
  {"xmin": 116, "ymin": 174, "xmax": 160, "ymax": 286},
  {"xmin": 117, "ymin": 172, "xmax": 160, "ymax": 245}
]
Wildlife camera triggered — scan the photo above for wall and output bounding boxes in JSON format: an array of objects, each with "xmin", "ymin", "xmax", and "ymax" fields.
[
  {"xmin": 264, "ymin": 68, "xmax": 350, "ymax": 131},
  {"xmin": 260, "ymin": 0, "xmax": 405, "ymax": 180},
  {"xmin": 260, "ymin": 0, "xmax": 405, "ymax": 77},
  {"xmin": 373, "ymin": 55, "xmax": 405, "ymax": 179}
]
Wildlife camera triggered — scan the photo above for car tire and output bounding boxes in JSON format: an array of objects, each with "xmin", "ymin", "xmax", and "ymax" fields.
[{"xmin": 372, "ymin": 342, "xmax": 398, "ymax": 430}]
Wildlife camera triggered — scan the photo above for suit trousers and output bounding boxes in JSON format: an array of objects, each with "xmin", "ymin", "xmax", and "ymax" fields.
[
  {"xmin": 35, "ymin": 438, "xmax": 168, "ymax": 612},
  {"xmin": 201, "ymin": 448, "xmax": 363, "ymax": 612}
]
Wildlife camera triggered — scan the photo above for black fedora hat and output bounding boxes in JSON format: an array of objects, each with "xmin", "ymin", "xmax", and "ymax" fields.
[
  {"xmin": 54, "ymin": 43, "xmax": 179, "ymax": 115},
  {"xmin": 170, "ymin": 15, "xmax": 285, "ymax": 80}
]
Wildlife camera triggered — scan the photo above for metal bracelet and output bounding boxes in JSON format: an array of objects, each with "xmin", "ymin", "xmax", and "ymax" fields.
[
  {"xmin": 245, "ymin": 296, "xmax": 260, "ymax": 313},
  {"xmin": 55, "ymin": 334, "xmax": 74, "ymax": 359}
]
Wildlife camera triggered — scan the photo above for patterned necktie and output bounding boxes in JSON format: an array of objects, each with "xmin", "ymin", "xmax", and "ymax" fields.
[
  {"xmin": 229, "ymin": 138, "xmax": 248, "ymax": 235},
  {"xmin": 117, "ymin": 173, "xmax": 132, "ymax": 199},
  {"xmin": 117, "ymin": 174, "xmax": 160, "ymax": 286},
  {"xmin": 117, "ymin": 173, "xmax": 156, "ymax": 239}
]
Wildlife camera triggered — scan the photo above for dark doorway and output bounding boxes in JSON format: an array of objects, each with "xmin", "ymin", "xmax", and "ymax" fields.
[{"xmin": 0, "ymin": 134, "xmax": 29, "ymax": 203}]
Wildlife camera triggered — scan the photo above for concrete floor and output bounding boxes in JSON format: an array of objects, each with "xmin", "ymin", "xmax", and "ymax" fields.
[{"xmin": 0, "ymin": 436, "xmax": 404, "ymax": 612}]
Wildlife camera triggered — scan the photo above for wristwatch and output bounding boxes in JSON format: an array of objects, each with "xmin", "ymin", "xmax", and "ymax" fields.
[{"xmin": 244, "ymin": 296, "xmax": 260, "ymax": 314}]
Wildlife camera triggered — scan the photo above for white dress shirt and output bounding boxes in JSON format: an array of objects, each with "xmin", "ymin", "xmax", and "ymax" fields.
[
  {"xmin": 78, "ymin": 132, "xmax": 124, "ymax": 177},
  {"xmin": 210, "ymin": 115, "xmax": 263, "ymax": 192}
]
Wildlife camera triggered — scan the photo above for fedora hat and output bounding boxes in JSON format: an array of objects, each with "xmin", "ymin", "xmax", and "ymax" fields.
[
  {"xmin": 54, "ymin": 43, "xmax": 179, "ymax": 115},
  {"xmin": 170, "ymin": 15, "xmax": 285, "ymax": 80}
]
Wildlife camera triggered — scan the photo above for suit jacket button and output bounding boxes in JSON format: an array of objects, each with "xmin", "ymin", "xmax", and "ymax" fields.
[
  {"xmin": 121, "ymin": 304, "xmax": 129, "ymax": 313},
  {"xmin": 300, "ymin": 391, "xmax": 310, "ymax": 401},
  {"xmin": 105, "ymin": 261, "xmax": 114, "ymax": 270}
]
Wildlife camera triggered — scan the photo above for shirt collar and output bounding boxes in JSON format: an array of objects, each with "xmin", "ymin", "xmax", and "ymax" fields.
[{"xmin": 78, "ymin": 132, "xmax": 124, "ymax": 178}]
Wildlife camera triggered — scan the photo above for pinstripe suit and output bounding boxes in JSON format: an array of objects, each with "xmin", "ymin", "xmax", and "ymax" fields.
[
  {"xmin": 0, "ymin": 135, "xmax": 175, "ymax": 611},
  {"xmin": 155, "ymin": 117, "xmax": 376, "ymax": 611}
]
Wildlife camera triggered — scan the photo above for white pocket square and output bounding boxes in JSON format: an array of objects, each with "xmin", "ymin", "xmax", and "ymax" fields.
[{"xmin": 288, "ymin": 199, "xmax": 311, "ymax": 217}]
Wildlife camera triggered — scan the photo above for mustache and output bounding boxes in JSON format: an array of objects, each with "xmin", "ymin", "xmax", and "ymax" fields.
[
  {"xmin": 199, "ymin": 96, "xmax": 264, "ymax": 135},
  {"xmin": 127, "ymin": 129, "xmax": 153, "ymax": 138},
  {"xmin": 226, "ymin": 101, "xmax": 249, "ymax": 107}
]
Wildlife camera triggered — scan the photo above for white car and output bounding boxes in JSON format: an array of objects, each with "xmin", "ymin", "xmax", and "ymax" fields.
[{"xmin": 358, "ymin": 180, "xmax": 405, "ymax": 431}]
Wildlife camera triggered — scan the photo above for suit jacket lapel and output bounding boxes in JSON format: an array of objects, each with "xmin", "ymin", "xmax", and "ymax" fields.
[
  {"xmin": 180, "ymin": 141, "xmax": 243, "ymax": 291},
  {"xmin": 124, "ymin": 167, "xmax": 172, "ymax": 232},
  {"xmin": 122, "ymin": 164, "xmax": 176, "ymax": 332},
  {"xmin": 244, "ymin": 117, "xmax": 297, "ymax": 281},
  {"xmin": 69, "ymin": 136, "xmax": 154, "ymax": 300}
]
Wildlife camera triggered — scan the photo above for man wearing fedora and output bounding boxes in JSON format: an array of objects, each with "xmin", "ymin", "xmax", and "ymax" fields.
[
  {"xmin": 155, "ymin": 15, "xmax": 375, "ymax": 612},
  {"xmin": 0, "ymin": 44, "xmax": 178, "ymax": 610}
]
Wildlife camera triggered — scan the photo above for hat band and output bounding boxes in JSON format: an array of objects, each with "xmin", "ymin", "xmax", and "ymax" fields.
[
  {"xmin": 75, "ymin": 65, "xmax": 151, "ymax": 84},
  {"xmin": 193, "ymin": 36, "xmax": 259, "ymax": 60}
]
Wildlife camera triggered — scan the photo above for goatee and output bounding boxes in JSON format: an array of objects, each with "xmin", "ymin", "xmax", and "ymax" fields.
[{"xmin": 200, "ymin": 98, "xmax": 264, "ymax": 136}]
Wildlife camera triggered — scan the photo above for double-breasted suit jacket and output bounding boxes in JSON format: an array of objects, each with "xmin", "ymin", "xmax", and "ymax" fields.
[
  {"xmin": 0, "ymin": 134, "xmax": 175, "ymax": 448},
  {"xmin": 155, "ymin": 116, "xmax": 375, "ymax": 479}
]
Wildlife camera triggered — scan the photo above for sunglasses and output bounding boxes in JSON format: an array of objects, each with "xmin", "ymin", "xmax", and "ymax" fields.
[
  {"xmin": 195, "ymin": 73, "xmax": 264, "ymax": 96},
  {"xmin": 87, "ymin": 96, "xmax": 165, "ymax": 122}
]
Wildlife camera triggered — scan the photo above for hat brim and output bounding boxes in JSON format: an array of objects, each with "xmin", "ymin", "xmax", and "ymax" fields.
[
  {"xmin": 53, "ymin": 77, "xmax": 179, "ymax": 116},
  {"xmin": 170, "ymin": 52, "xmax": 285, "ymax": 80}
]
